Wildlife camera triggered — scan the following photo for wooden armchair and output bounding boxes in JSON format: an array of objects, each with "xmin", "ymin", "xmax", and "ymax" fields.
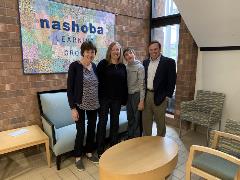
[{"xmin": 186, "ymin": 130, "xmax": 240, "ymax": 180}]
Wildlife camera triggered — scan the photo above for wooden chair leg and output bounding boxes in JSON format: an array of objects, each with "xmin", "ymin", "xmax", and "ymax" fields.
[
  {"xmin": 185, "ymin": 162, "xmax": 191, "ymax": 180},
  {"xmin": 45, "ymin": 141, "xmax": 51, "ymax": 168},
  {"xmin": 56, "ymin": 155, "xmax": 61, "ymax": 170}
]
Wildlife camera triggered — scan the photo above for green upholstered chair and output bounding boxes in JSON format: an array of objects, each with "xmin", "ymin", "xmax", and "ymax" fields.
[
  {"xmin": 186, "ymin": 119, "xmax": 240, "ymax": 180},
  {"xmin": 179, "ymin": 90, "xmax": 225, "ymax": 143}
]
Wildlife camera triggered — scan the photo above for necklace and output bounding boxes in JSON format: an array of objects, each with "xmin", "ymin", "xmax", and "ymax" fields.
[{"xmin": 79, "ymin": 60, "xmax": 91, "ymax": 70}]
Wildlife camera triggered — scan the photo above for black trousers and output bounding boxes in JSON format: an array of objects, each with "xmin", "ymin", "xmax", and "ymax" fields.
[
  {"xmin": 96, "ymin": 98, "xmax": 121, "ymax": 155},
  {"xmin": 74, "ymin": 107, "xmax": 97, "ymax": 157}
]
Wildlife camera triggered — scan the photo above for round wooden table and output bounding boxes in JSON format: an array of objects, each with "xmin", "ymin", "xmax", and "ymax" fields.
[{"xmin": 99, "ymin": 136, "xmax": 178, "ymax": 180}]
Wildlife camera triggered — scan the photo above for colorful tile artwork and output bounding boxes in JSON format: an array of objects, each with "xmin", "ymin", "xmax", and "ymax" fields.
[{"xmin": 18, "ymin": 0, "xmax": 115, "ymax": 74}]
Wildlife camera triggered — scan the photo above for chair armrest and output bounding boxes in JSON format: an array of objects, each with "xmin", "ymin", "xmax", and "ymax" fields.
[
  {"xmin": 211, "ymin": 130, "xmax": 240, "ymax": 149},
  {"xmin": 41, "ymin": 115, "xmax": 57, "ymax": 148},
  {"xmin": 203, "ymin": 107, "xmax": 222, "ymax": 125},
  {"xmin": 188, "ymin": 145, "xmax": 240, "ymax": 167},
  {"xmin": 180, "ymin": 100, "xmax": 197, "ymax": 111}
]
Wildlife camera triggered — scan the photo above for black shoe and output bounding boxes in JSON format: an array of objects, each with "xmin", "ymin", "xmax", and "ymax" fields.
[
  {"xmin": 86, "ymin": 154, "xmax": 99, "ymax": 164},
  {"xmin": 98, "ymin": 154, "xmax": 102, "ymax": 159},
  {"xmin": 75, "ymin": 159, "xmax": 85, "ymax": 171},
  {"xmin": 97, "ymin": 150, "xmax": 103, "ymax": 159}
]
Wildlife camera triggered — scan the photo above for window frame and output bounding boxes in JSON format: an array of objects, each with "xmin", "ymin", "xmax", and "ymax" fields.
[{"xmin": 150, "ymin": 0, "xmax": 181, "ymax": 40}]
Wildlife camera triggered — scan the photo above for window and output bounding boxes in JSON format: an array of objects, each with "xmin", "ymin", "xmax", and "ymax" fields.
[
  {"xmin": 151, "ymin": 0, "xmax": 180, "ymax": 114},
  {"xmin": 152, "ymin": 0, "xmax": 179, "ymax": 18},
  {"xmin": 151, "ymin": 24, "xmax": 179, "ymax": 64}
]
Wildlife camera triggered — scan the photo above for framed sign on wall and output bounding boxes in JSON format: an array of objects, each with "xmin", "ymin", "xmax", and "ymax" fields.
[{"xmin": 18, "ymin": 0, "xmax": 115, "ymax": 74}]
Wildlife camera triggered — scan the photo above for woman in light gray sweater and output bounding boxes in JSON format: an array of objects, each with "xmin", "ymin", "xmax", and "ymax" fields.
[{"xmin": 123, "ymin": 48, "xmax": 145, "ymax": 138}]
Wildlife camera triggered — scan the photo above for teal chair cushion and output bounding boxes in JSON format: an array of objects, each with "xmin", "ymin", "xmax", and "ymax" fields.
[
  {"xmin": 40, "ymin": 92, "xmax": 73, "ymax": 129},
  {"xmin": 193, "ymin": 153, "xmax": 239, "ymax": 180},
  {"xmin": 54, "ymin": 124, "xmax": 76, "ymax": 156}
]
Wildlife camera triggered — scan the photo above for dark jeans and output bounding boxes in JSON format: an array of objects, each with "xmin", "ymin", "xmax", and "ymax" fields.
[
  {"xmin": 96, "ymin": 98, "xmax": 121, "ymax": 155},
  {"xmin": 127, "ymin": 92, "xmax": 141, "ymax": 138},
  {"xmin": 74, "ymin": 107, "xmax": 97, "ymax": 157}
]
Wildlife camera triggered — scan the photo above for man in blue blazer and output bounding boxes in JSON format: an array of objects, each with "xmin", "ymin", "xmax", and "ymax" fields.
[{"xmin": 142, "ymin": 40, "xmax": 176, "ymax": 136}]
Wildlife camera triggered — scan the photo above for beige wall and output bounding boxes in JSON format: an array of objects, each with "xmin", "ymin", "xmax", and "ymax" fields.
[{"xmin": 195, "ymin": 49, "xmax": 240, "ymax": 128}]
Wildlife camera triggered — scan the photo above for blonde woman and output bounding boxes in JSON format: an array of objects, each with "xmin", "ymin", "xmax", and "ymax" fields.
[{"xmin": 96, "ymin": 42, "xmax": 128, "ymax": 157}]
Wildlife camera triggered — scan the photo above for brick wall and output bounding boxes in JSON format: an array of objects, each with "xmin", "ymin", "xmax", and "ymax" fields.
[
  {"xmin": 174, "ymin": 18, "xmax": 198, "ymax": 126},
  {"xmin": 0, "ymin": 0, "xmax": 150, "ymax": 131}
]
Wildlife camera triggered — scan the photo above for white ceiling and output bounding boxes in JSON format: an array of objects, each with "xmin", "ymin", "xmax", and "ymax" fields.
[{"xmin": 174, "ymin": 0, "xmax": 240, "ymax": 47}]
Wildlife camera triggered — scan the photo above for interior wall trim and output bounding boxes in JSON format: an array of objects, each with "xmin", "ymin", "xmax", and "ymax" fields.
[{"xmin": 200, "ymin": 46, "xmax": 240, "ymax": 51}]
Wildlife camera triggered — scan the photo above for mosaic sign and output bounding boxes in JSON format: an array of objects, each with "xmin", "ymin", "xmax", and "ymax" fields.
[{"xmin": 18, "ymin": 0, "xmax": 115, "ymax": 74}]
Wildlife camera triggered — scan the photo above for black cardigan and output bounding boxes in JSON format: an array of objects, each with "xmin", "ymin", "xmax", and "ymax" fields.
[
  {"xmin": 97, "ymin": 59, "xmax": 128, "ymax": 105},
  {"xmin": 67, "ymin": 61, "xmax": 97, "ymax": 109}
]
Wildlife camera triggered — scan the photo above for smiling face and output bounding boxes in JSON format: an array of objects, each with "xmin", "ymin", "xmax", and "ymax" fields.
[
  {"xmin": 83, "ymin": 49, "xmax": 96, "ymax": 63},
  {"xmin": 149, "ymin": 43, "xmax": 161, "ymax": 60},
  {"xmin": 111, "ymin": 44, "xmax": 121, "ymax": 62},
  {"xmin": 124, "ymin": 50, "xmax": 135, "ymax": 64}
]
